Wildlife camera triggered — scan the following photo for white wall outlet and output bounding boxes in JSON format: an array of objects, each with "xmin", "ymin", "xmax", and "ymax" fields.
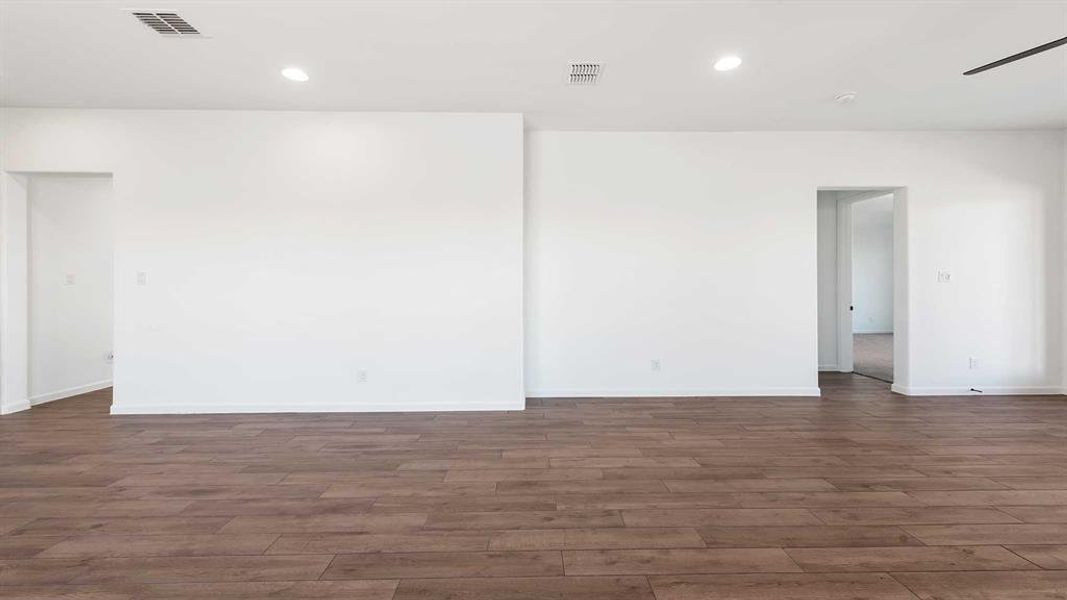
[
  {"xmin": 136, "ymin": 271, "xmax": 147, "ymax": 286},
  {"xmin": 357, "ymin": 369, "xmax": 368, "ymax": 383},
  {"xmin": 969, "ymin": 357, "xmax": 979, "ymax": 370},
  {"xmin": 937, "ymin": 269, "xmax": 952, "ymax": 283},
  {"xmin": 650, "ymin": 359, "xmax": 662, "ymax": 372},
  {"xmin": 64, "ymin": 273, "xmax": 76, "ymax": 286}
]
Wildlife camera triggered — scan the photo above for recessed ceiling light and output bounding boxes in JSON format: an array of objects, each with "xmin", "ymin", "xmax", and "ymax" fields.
[
  {"xmin": 281, "ymin": 67, "xmax": 309, "ymax": 82},
  {"xmin": 713, "ymin": 55, "xmax": 742, "ymax": 71}
]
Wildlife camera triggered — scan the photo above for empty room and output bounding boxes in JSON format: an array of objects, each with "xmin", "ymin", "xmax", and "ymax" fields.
[{"xmin": 0, "ymin": 1, "xmax": 1066, "ymax": 598}]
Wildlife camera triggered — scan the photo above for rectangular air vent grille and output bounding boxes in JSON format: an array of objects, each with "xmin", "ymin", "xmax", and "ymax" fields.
[
  {"xmin": 568, "ymin": 62, "xmax": 602, "ymax": 85},
  {"xmin": 132, "ymin": 11, "xmax": 201, "ymax": 36}
]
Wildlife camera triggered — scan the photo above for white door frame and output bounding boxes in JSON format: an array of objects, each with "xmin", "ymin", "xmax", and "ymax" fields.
[
  {"xmin": 0, "ymin": 172, "xmax": 31, "ymax": 414},
  {"xmin": 820, "ymin": 186, "xmax": 908, "ymax": 390},
  {"xmin": 835, "ymin": 198, "xmax": 855, "ymax": 373},
  {"xmin": 0, "ymin": 170, "xmax": 115, "ymax": 415}
]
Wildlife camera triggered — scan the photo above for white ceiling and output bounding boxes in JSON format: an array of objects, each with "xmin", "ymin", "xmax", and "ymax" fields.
[{"xmin": 1, "ymin": 0, "xmax": 1065, "ymax": 131}]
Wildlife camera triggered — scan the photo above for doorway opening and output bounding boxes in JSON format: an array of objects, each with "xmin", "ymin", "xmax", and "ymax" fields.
[
  {"xmin": 817, "ymin": 187, "xmax": 906, "ymax": 388},
  {"xmin": 850, "ymin": 194, "xmax": 894, "ymax": 381},
  {"xmin": 0, "ymin": 172, "xmax": 115, "ymax": 415}
]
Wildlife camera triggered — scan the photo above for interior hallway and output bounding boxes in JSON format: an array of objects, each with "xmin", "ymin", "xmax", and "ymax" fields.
[{"xmin": 1, "ymin": 375, "xmax": 1066, "ymax": 598}]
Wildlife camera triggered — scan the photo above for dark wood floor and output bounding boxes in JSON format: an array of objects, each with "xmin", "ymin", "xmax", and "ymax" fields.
[{"xmin": 1, "ymin": 374, "xmax": 1066, "ymax": 599}]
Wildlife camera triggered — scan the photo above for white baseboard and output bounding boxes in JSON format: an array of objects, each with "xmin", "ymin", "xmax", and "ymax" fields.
[
  {"xmin": 818, "ymin": 364, "xmax": 839, "ymax": 372},
  {"xmin": 891, "ymin": 384, "xmax": 1064, "ymax": 396},
  {"xmin": 0, "ymin": 400, "xmax": 31, "ymax": 415},
  {"xmin": 526, "ymin": 387, "xmax": 822, "ymax": 398},
  {"xmin": 31, "ymin": 380, "xmax": 112, "ymax": 406},
  {"xmin": 111, "ymin": 398, "xmax": 526, "ymax": 415}
]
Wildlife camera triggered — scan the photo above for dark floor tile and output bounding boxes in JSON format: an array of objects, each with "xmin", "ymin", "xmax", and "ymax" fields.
[
  {"xmin": 489, "ymin": 527, "xmax": 706, "ymax": 550},
  {"xmin": 181, "ymin": 498, "xmax": 374, "ymax": 516},
  {"xmin": 698, "ymin": 525, "xmax": 922, "ymax": 548},
  {"xmin": 999, "ymin": 505, "xmax": 1067, "ymax": 523},
  {"xmin": 664, "ymin": 479, "xmax": 836, "ymax": 492},
  {"xmin": 370, "ymin": 494, "xmax": 556, "ymax": 513},
  {"xmin": 39, "ymin": 534, "xmax": 278, "ymax": 558},
  {"xmin": 266, "ymin": 532, "xmax": 490, "ymax": 554},
  {"xmin": 563, "ymin": 548, "xmax": 801, "ymax": 575},
  {"xmin": 893, "ymin": 571, "xmax": 1067, "ymax": 599},
  {"xmin": 903, "ymin": 523, "xmax": 1067, "ymax": 545},
  {"xmin": 826, "ymin": 477, "xmax": 1008, "ymax": 491},
  {"xmin": 737, "ymin": 491, "xmax": 919, "ymax": 508},
  {"xmin": 220, "ymin": 513, "xmax": 427, "ymax": 534},
  {"xmin": 425, "ymin": 510, "xmax": 623, "ymax": 530},
  {"xmin": 1004, "ymin": 544, "xmax": 1067, "ymax": 569},
  {"xmin": 0, "ymin": 536, "xmax": 64, "ymax": 558},
  {"xmin": 622, "ymin": 509, "xmax": 821, "ymax": 527},
  {"xmin": 784, "ymin": 545, "xmax": 1036, "ymax": 572},
  {"xmin": 392, "ymin": 576, "xmax": 655, "ymax": 600},
  {"xmin": 907, "ymin": 490, "xmax": 1067, "ymax": 506},
  {"xmin": 0, "ymin": 585, "xmax": 135, "ymax": 599},
  {"xmin": 811, "ymin": 507, "xmax": 1019, "ymax": 526},
  {"xmin": 322, "ymin": 551, "xmax": 563, "ymax": 579},
  {"xmin": 133, "ymin": 580, "xmax": 398, "ymax": 599},
  {"xmin": 67, "ymin": 555, "xmax": 334, "ymax": 584},
  {"xmin": 11, "ymin": 517, "xmax": 231, "ymax": 536},
  {"xmin": 649, "ymin": 573, "xmax": 918, "ymax": 599}
]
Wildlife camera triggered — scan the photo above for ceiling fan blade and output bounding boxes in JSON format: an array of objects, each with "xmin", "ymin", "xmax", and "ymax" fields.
[{"xmin": 964, "ymin": 36, "xmax": 1067, "ymax": 75}]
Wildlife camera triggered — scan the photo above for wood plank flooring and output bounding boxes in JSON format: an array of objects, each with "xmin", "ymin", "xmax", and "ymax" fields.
[{"xmin": 1, "ymin": 373, "xmax": 1066, "ymax": 599}]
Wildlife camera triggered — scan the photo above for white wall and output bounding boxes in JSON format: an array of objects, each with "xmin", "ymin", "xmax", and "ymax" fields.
[
  {"xmin": 2, "ymin": 114, "xmax": 1062, "ymax": 411},
  {"xmin": 28, "ymin": 174, "xmax": 114, "ymax": 404},
  {"xmin": 816, "ymin": 191, "xmax": 838, "ymax": 369},
  {"xmin": 0, "ymin": 174, "xmax": 30, "ymax": 414},
  {"xmin": 851, "ymin": 194, "xmax": 894, "ymax": 333},
  {"xmin": 1, "ymin": 109, "xmax": 524, "ymax": 414},
  {"xmin": 1063, "ymin": 128, "xmax": 1067, "ymax": 394},
  {"xmin": 527, "ymin": 131, "xmax": 1064, "ymax": 397}
]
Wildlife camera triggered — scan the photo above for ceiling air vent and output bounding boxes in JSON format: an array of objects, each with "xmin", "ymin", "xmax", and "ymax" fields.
[
  {"xmin": 131, "ymin": 11, "xmax": 201, "ymax": 36},
  {"xmin": 568, "ymin": 62, "xmax": 602, "ymax": 85}
]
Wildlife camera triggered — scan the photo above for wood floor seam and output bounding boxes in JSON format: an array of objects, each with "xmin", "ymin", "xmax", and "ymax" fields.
[
  {"xmin": 999, "ymin": 544, "xmax": 1053, "ymax": 570},
  {"xmin": 884, "ymin": 571, "xmax": 927, "ymax": 599}
]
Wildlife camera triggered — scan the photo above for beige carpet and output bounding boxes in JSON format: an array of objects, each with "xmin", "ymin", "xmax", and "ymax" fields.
[{"xmin": 854, "ymin": 333, "xmax": 893, "ymax": 382}]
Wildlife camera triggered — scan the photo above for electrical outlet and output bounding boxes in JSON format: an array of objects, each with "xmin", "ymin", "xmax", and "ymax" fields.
[
  {"xmin": 937, "ymin": 270, "xmax": 952, "ymax": 283},
  {"xmin": 136, "ymin": 272, "xmax": 147, "ymax": 286},
  {"xmin": 969, "ymin": 357, "xmax": 980, "ymax": 370},
  {"xmin": 357, "ymin": 369, "xmax": 368, "ymax": 383},
  {"xmin": 64, "ymin": 273, "xmax": 76, "ymax": 286},
  {"xmin": 650, "ymin": 359, "xmax": 662, "ymax": 372}
]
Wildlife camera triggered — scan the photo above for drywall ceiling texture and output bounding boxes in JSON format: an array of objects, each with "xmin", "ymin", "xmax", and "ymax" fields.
[
  {"xmin": 851, "ymin": 195, "xmax": 894, "ymax": 334},
  {"xmin": 1, "ymin": 1, "xmax": 1065, "ymax": 131},
  {"xmin": 0, "ymin": 109, "xmax": 525, "ymax": 414},
  {"xmin": 526, "ymin": 130, "xmax": 1064, "ymax": 397},
  {"xmin": 28, "ymin": 174, "xmax": 114, "ymax": 404}
]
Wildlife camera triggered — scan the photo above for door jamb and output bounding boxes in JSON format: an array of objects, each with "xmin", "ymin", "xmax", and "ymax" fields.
[
  {"xmin": 835, "ymin": 199, "xmax": 854, "ymax": 373},
  {"xmin": 820, "ymin": 187, "xmax": 906, "ymax": 390}
]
